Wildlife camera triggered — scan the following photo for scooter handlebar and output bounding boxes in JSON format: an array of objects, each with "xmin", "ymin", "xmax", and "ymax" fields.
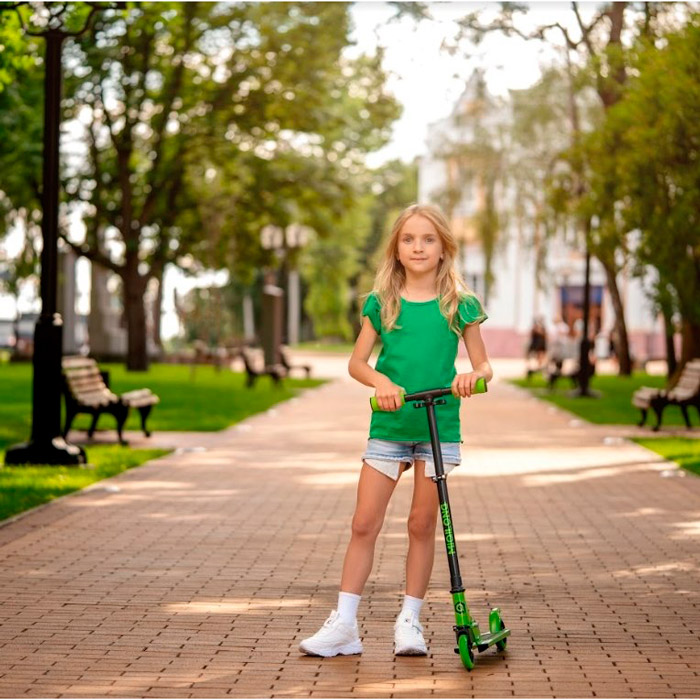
[{"xmin": 370, "ymin": 377, "xmax": 488, "ymax": 411}]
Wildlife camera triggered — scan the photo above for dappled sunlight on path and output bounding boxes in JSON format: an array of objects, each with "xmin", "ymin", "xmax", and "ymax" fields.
[{"xmin": 0, "ymin": 356, "xmax": 698, "ymax": 697}]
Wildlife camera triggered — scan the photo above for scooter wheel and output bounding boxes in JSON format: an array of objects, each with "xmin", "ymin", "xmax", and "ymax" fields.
[
  {"xmin": 458, "ymin": 633, "xmax": 475, "ymax": 670},
  {"xmin": 496, "ymin": 620, "xmax": 507, "ymax": 652}
]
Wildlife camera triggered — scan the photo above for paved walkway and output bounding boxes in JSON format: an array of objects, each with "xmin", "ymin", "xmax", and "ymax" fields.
[{"xmin": 0, "ymin": 358, "xmax": 699, "ymax": 698}]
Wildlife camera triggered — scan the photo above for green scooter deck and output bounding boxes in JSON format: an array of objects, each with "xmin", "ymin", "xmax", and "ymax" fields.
[{"xmin": 475, "ymin": 627, "xmax": 511, "ymax": 652}]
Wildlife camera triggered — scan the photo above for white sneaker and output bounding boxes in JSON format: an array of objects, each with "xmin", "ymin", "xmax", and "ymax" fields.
[
  {"xmin": 394, "ymin": 610, "xmax": 428, "ymax": 655},
  {"xmin": 299, "ymin": 610, "xmax": 363, "ymax": 657}
]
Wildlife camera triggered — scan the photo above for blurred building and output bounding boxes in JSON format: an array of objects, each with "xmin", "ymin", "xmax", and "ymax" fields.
[{"xmin": 418, "ymin": 71, "xmax": 666, "ymax": 361}]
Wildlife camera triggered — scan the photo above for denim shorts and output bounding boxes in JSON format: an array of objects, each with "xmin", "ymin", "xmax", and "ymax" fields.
[{"xmin": 362, "ymin": 438, "xmax": 461, "ymax": 481}]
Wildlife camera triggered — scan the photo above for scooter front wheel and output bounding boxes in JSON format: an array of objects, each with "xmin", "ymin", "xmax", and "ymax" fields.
[{"xmin": 457, "ymin": 633, "xmax": 475, "ymax": 670}]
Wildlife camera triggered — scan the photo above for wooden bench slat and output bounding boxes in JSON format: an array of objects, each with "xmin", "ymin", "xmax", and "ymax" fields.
[
  {"xmin": 64, "ymin": 369, "xmax": 101, "ymax": 380},
  {"xmin": 68, "ymin": 377, "xmax": 106, "ymax": 391},
  {"xmin": 62, "ymin": 356, "xmax": 98, "ymax": 369},
  {"xmin": 75, "ymin": 390, "xmax": 118, "ymax": 403}
]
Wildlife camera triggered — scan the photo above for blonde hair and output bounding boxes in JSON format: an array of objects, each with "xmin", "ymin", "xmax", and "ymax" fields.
[{"xmin": 365, "ymin": 203, "xmax": 472, "ymax": 335}]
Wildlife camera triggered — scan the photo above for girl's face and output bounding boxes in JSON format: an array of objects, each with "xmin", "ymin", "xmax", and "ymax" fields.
[{"xmin": 396, "ymin": 215, "xmax": 444, "ymax": 276}]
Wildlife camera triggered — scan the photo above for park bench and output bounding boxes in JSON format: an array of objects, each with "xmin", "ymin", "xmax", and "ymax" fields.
[
  {"xmin": 632, "ymin": 358, "xmax": 700, "ymax": 431},
  {"xmin": 239, "ymin": 346, "xmax": 284, "ymax": 388},
  {"xmin": 62, "ymin": 356, "xmax": 160, "ymax": 445},
  {"xmin": 280, "ymin": 346, "xmax": 312, "ymax": 379}
]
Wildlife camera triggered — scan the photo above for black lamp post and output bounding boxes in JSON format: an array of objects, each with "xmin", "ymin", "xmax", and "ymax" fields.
[
  {"xmin": 5, "ymin": 2, "xmax": 106, "ymax": 466},
  {"xmin": 569, "ymin": 216, "xmax": 600, "ymax": 399}
]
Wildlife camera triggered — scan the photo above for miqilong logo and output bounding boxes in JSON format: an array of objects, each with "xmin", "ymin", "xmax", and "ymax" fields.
[{"xmin": 440, "ymin": 502, "xmax": 455, "ymax": 555}]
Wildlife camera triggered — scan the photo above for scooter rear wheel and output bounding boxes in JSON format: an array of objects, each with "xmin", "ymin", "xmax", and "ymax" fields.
[
  {"xmin": 457, "ymin": 633, "xmax": 475, "ymax": 670},
  {"xmin": 489, "ymin": 610, "xmax": 508, "ymax": 652}
]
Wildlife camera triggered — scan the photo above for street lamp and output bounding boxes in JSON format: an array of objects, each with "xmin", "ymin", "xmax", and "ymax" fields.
[
  {"xmin": 259, "ymin": 223, "xmax": 312, "ymax": 346},
  {"xmin": 569, "ymin": 215, "xmax": 600, "ymax": 399},
  {"xmin": 284, "ymin": 224, "xmax": 312, "ymax": 346},
  {"xmin": 4, "ymin": 2, "xmax": 112, "ymax": 466}
]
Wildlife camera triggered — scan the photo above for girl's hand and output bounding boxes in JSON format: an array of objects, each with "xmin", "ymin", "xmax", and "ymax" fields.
[
  {"xmin": 452, "ymin": 372, "xmax": 484, "ymax": 399},
  {"xmin": 374, "ymin": 377, "xmax": 405, "ymax": 412}
]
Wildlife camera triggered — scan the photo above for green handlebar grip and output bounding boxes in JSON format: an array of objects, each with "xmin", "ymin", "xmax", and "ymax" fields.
[
  {"xmin": 370, "ymin": 393, "xmax": 406, "ymax": 412},
  {"xmin": 370, "ymin": 377, "xmax": 487, "ymax": 411}
]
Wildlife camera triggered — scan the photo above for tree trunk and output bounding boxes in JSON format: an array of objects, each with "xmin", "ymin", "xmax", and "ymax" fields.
[
  {"xmin": 600, "ymin": 258, "xmax": 632, "ymax": 375},
  {"xmin": 659, "ymin": 301, "xmax": 677, "ymax": 381},
  {"xmin": 123, "ymin": 262, "xmax": 149, "ymax": 371},
  {"xmin": 677, "ymin": 319, "xmax": 700, "ymax": 375},
  {"xmin": 665, "ymin": 326, "xmax": 677, "ymax": 381},
  {"xmin": 12, "ymin": 302, "xmax": 20, "ymax": 358}
]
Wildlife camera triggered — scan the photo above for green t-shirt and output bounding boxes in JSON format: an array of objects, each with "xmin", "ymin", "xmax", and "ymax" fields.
[{"xmin": 362, "ymin": 292, "xmax": 487, "ymax": 442}]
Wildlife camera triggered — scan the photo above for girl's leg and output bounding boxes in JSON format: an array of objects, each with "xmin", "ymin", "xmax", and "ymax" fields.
[
  {"xmin": 340, "ymin": 461, "xmax": 404, "ymax": 594},
  {"xmin": 405, "ymin": 460, "xmax": 439, "ymax": 598}
]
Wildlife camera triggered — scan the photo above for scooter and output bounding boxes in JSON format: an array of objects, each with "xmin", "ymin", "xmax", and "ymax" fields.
[{"xmin": 370, "ymin": 378, "xmax": 510, "ymax": 670}]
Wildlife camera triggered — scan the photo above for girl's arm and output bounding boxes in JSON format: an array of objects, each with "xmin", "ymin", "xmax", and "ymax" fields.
[
  {"xmin": 452, "ymin": 322, "xmax": 493, "ymax": 398},
  {"xmin": 348, "ymin": 317, "xmax": 404, "ymax": 410}
]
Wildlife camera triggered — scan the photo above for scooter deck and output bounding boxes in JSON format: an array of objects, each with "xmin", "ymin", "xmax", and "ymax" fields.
[{"xmin": 475, "ymin": 627, "xmax": 511, "ymax": 653}]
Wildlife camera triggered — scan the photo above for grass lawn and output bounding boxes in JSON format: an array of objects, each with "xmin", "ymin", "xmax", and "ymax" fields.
[
  {"xmin": 293, "ymin": 341, "xmax": 356, "ymax": 354},
  {"xmin": 0, "ymin": 362, "xmax": 325, "ymax": 522},
  {"xmin": 0, "ymin": 446, "xmax": 170, "ymax": 522},
  {"xmin": 632, "ymin": 437, "xmax": 700, "ymax": 477},
  {"xmin": 510, "ymin": 372, "xmax": 698, "ymax": 427},
  {"xmin": 0, "ymin": 361, "xmax": 325, "ymax": 443}
]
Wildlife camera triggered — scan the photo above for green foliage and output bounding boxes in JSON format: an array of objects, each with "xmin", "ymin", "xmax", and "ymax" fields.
[
  {"xmin": 355, "ymin": 158, "xmax": 418, "ymax": 298},
  {"xmin": 299, "ymin": 158, "xmax": 418, "ymax": 342},
  {"xmin": 300, "ymin": 199, "xmax": 373, "ymax": 340},
  {"xmin": 605, "ymin": 18, "xmax": 700, "ymax": 331},
  {"xmin": 1, "ymin": 2, "xmax": 401, "ymax": 368},
  {"xmin": 0, "ymin": 10, "xmax": 34, "ymax": 92},
  {"xmin": 0, "ymin": 16, "xmax": 43, "ymax": 233}
]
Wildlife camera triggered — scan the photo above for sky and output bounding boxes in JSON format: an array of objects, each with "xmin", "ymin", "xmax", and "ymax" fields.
[
  {"xmin": 349, "ymin": 1, "xmax": 568, "ymax": 166},
  {"xmin": 0, "ymin": 1, "xmax": 578, "ymax": 336}
]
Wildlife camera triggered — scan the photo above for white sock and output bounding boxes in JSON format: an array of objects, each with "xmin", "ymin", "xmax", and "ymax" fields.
[
  {"xmin": 337, "ymin": 591, "xmax": 361, "ymax": 625},
  {"xmin": 400, "ymin": 594, "xmax": 424, "ymax": 620}
]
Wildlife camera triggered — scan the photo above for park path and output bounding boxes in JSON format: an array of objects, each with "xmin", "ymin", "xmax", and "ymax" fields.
[{"xmin": 0, "ymin": 356, "xmax": 698, "ymax": 698}]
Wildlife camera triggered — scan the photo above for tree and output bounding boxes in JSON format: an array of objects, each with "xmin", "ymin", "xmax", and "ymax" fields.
[
  {"xmin": 354, "ymin": 157, "xmax": 418, "ymax": 304},
  {"xmin": 0, "ymin": 10, "xmax": 34, "ymax": 93},
  {"xmin": 300, "ymin": 195, "xmax": 373, "ymax": 341},
  {"xmin": 0, "ymin": 11, "xmax": 43, "ymax": 234},
  {"xmin": 430, "ymin": 72, "xmax": 506, "ymax": 304},
  {"xmin": 451, "ymin": 2, "xmax": 689, "ymax": 375},
  {"xmin": 509, "ymin": 68, "xmax": 574, "ymax": 291},
  {"xmin": 603, "ymin": 17, "xmax": 700, "ymax": 374},
  {"xmin": 55, "ymin": 2, "xmax": 399, "ymax": 369}
]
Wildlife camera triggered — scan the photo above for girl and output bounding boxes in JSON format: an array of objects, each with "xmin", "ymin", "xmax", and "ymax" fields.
[{"xmin": 299, "ymin": 203, "xmax": 492, "ymax": 657}]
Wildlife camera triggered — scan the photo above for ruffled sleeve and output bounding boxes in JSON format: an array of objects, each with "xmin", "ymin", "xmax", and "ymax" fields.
[
  {"xmin": 361, "ymin": 292, "xmax": 382, "ymax": 333},
  {"xmin": 458, "ymin": 293, "xmax": 488, "ymax": 332}
]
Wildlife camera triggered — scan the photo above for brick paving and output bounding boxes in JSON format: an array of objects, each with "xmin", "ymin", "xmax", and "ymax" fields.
[{"xmin": 0, "ymin": 357, "xmax": 699, "ymax": 698}]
